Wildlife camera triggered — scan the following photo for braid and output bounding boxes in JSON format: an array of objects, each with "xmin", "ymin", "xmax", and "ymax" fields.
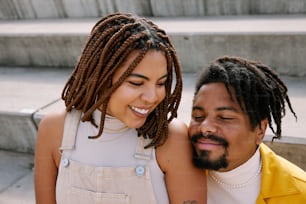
[
  {"xmin": 62, "ymin": 13, "xmax": 183, "ymax": 147},
  {"xmin": 196, "ymin": 56, "xmax": 297, "ymax": 139}
]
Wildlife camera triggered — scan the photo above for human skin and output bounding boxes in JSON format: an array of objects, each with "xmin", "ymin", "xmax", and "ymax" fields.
[
  {"xmin": 189, "ymin": 82, "xmax": 268, "ymax": 172},
  {"xmin": 34, "ymin": 50, "xmax": 207, "ymax": 204},
  {"xmin": 106, "ymin": 50, "xmax": 167, "ymax": 129}
]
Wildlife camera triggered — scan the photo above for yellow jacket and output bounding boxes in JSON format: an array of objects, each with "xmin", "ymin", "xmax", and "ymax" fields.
[{"xmin": 256, "ymin": 143, "xmax": 306, "ymax": 204}]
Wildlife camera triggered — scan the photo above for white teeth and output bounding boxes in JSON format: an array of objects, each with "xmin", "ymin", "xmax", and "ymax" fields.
[{"xmin": 131, "ymin": 106, "xmax": 149, "ymax": 115}]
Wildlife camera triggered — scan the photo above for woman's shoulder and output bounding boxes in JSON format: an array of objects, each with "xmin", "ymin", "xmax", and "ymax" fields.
[
  {"xmin": 156, "ymin": 118, "xmax": 190, "ymax": 169},
  {"xmin": 156, "ymin": 118, "xmax": 207, "ymax": 203},
  {"xmin": 167, "ymin": 118, "xmax": 188, "ymax": 138},
  {"xmin": 36, "ymin": 109, "xmax": 67, "ymax": 162},
  {"xmin": 39, "ymin": 109, "xmax": 67, "ymax": 131},
  {"xmin": 168, "ymin": 118, "xmax": 188, "ymax": 140}
]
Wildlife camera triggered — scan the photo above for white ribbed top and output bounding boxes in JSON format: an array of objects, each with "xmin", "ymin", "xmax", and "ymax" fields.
[
  {"xmin": 207, "ymin": 148, "xmax": 262, "ymax": 204},
  {"xmin": 69, "ymin": 110, "xmax": 169, "ymax": 204}
]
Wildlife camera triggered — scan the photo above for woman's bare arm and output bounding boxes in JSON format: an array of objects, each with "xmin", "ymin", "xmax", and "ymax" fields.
[
  {"xmin": 34, "ymin": 110, "xmax": 66, "ymax": 204},
  {"xmin": 157, "ymin": 118, "xmax": 207, "ymax": 204}
]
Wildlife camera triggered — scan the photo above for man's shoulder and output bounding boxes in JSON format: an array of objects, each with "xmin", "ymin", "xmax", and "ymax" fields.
[
  {"xmin": 259, "ymin": 143, "xmax": 306, "ymax": 202},
  {"xmin": 260, "ymin": 143, "xmax": 306, "ymax": 182}
]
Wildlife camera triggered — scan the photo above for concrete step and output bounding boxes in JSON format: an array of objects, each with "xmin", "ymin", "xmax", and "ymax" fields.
[
  {"xmin": 1, "ymin": 0, "xmax": 306, "ymax": 19},
  {"xmin": 1, "ymin": 15, "xmax": 306, "ymax": 76},
  {"xmin": 0, "ymin": 150, "xmax": 34, "ymax": 204}
]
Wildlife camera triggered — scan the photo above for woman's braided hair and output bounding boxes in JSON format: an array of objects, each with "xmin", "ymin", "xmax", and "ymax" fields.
[
  {"xmin": 195, "ymin": 56, "xmax": 297, "ymax": 140},
  {"xmin": 62, "ymin": 13, "xmax": 183, "ymax": 148}
]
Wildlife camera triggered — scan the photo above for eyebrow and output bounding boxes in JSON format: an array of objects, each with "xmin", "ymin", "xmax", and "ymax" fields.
[
  {"xmin": 192, "ymin": 106, "xmax": 239, "ymax": 113},
  {"xmin": 129, "ymin": 73, "xmax": 168, "ymax": 81},
  {"xmin": 192, "ymin": 106, "xmax": 204, "ymax": 111},
  {"xmin": 216, "ymin": 107, "xmax": 239, "ymax": 112}
]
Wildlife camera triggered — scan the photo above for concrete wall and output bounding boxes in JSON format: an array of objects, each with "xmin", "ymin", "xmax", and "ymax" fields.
[
  {"xmin": 0, "ymin": 35, "xmax": 85, "ymax": 68},
  {"xmin": 1, "ymin": 32, "xmax": 306, "ymax": 76},
  {"xmin": 0, "ymin": 112, "xmax": 37, "ymax": 153},
  {"xmin": 172, "ymin": 33, "xmax": 306, "ymax": 76},
  {"xmin": 152, "ymin": 0, "xmax": 288, "ymax": 16},
  {"xmin": 264, "ymin": 141, "xmax": 306, "ymax": 171},
  {"xmin": 0, "ymin": 0, "xmax": 152, "ymax": 19},
  {"xmin": 1, "ymin": 0, "xmax": 306, "ymax": 19}
]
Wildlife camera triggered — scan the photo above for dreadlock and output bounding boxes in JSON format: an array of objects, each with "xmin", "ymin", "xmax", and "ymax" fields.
[
  {"xmin": 195, "ymin": 56, "xmax": 297, "ymax": 140},
  {"xmin": 62, "ymin": 13, "xmax": 182, "ymax": 148}
]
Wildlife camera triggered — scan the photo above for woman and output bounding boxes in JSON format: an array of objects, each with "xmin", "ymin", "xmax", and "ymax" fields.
[{"xmin": 34, "ymin": 13, "xmax": 206, "ymax": 204}]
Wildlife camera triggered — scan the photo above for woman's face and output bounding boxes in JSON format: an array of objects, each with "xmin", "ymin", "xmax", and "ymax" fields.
[{"xmin": 106, "ymin": 50, "xmax": 168, "ymax": 128}]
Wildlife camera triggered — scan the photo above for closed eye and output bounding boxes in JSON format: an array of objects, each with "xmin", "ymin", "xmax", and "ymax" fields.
[
  {"xmin": 129, "ymin": 81, "xmax": 143, "ymax": 86},
  {"xmin": 192, "ymin": 115, "xmax": 205, "ymax": 122},
  {"xmin": 219, "ymin": 116, "xmax": 234, "ymax": 120},
  {"xmin": 157, "ymin": 81, "xmax": 167, "ymax": 87}
]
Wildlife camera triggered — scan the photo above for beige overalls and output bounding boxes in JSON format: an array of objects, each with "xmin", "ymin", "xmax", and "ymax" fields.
[{"xmin": 56, "ymin": 110, "xmax": 165, "ymax": 204}]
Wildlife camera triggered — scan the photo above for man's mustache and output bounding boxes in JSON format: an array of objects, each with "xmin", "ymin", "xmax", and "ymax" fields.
[{"xmin": 190, "ymin": 133, "xmax": 229, "ymax": 147}]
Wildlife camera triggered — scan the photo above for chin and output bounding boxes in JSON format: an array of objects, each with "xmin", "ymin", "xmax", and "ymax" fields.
[{"xmin": 192, "ymin": 149, "xmax": 229, "ymax": 170}]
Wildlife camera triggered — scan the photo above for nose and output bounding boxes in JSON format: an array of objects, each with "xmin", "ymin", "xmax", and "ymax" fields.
[
  {"xmin": 199, "ymin": 116, "xmax": 217, "ymax": 134},
  {"xmin": 141, "ymin": 86, "xmax": 159, "ymax": 104}
]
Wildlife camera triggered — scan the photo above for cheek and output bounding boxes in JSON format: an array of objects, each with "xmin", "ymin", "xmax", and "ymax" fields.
[
  {"xmin": 106, "ymin": 97, "xmax": 118, "ymax": 115},
  {"xmin": 112, "ymin": 85, "xmax": 136, "ymax": 100},
  {"xmin": 107, "ymin": 88, "xmax": 131, "ymax": 112},
  {"xmin": 188, "ymin": 123, "xmax": 198, "ymax": 138},
  {"xmin": 157, "ymin": 88, "xmax": 166, "ymax": 102},
  {"xmin": 226, "ymin": 130, "xmax": 256, "ymax": 152}
]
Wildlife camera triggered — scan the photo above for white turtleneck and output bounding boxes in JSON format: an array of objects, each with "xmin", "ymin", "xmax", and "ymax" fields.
[
  {"xmin": 207, "ymin": 148, "xmax": 262, "ymax": 204},
  {"xmin": 68, "ymin": 110, "xmax": 169, "ymax": 204}
]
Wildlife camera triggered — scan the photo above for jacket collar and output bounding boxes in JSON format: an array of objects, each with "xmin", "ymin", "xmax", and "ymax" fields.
[{"xmin": 258, "ymin": 143, "xmax": 304, "ymax": 200}]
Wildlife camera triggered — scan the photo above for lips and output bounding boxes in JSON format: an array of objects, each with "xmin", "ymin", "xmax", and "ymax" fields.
[
  {"xmin": 198, "ymin": 138, "xmax": 223, "ymax": 146},
  {"xmin": 193, "ymin": 138, "xmax": 225, "ymax": 152},
  {"xmin": 130, "ymin": 105, "xmax": 150, "ymax": 116},
  {"xmin": 191, "ymin": 133, "xmax": 229, "ymax": 148}
]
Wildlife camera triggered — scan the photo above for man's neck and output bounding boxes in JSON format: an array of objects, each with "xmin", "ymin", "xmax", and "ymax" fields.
[{"xmin": 207, "ymin": 148, "xmax": 262, "ymax": 204}]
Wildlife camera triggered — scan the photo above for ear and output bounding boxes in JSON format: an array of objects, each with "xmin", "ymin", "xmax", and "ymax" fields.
[{"xmin": 255, "ymin": 119, "xmax": 268, "ymax": 145}]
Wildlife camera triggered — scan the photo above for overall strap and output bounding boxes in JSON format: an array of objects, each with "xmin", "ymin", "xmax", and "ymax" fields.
[
  {"xmin": 59, "ymin": 109, "xmax": 82, "ymax": 151},
  {"xmin": 134, "ymin": 136, "xmax": 153, "ymax": 161}
]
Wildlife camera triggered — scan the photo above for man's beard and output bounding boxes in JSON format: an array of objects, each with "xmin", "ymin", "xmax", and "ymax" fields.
[{"xmin": 191, "ymin": 133, "xmax": 229, "ymax": 171}]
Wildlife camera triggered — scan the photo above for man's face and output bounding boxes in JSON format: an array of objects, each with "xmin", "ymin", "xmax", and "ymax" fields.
[{"xmin": 189, "ymin": 82, "xmax": 266, "ymax": 172}]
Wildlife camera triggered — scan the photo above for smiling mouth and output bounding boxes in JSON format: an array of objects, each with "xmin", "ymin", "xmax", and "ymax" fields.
[
  {"xmin": 194, "ymin": 138, "xmax": 227, "ymax": 151},
  {"xmin": 130, "ymin": 106, "xmax": 150, "ymax": 115},
  {"xmin": 191, "ymin": 133, "xmax": 229, "ymax": 148},
  {"xmin": 198, "ymin": 139, "xmax": 222, "ymax": 145}
]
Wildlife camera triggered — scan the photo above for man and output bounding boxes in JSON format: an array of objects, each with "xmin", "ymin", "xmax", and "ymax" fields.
[{"xmin": 189, "ymin": 56, "xmax": 306, "ymax": 204}]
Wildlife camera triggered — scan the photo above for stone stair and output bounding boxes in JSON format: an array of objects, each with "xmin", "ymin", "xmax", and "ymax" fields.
[
  {"xmin": 1, "ymin": 0, "xmax": 306, "ymax": 19},
  {"xmin": 1, "ymin": 1, "xmax": 306, "ymax": 76}
]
